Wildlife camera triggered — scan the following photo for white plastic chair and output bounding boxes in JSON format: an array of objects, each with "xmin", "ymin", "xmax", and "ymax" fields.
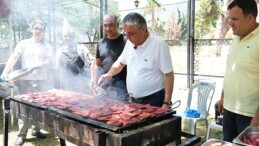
[
  {"xmin": 181, "ymin": 81, "xmax": 216, "ymax": 135},
  {"xmin": 206, "ymin": 121, "xmax": 223, "ymax": 140}
]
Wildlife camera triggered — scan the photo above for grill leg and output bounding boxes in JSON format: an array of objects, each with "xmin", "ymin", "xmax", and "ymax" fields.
[
  {"xmin": 59, "ymin": 138, "xmax": 66, "ymax": 146},
  {"xmin": 94, "ymin": 130, "xmax": 106, "ymax": 146},
  {"xmin": 2, "ymin": 99, "xmax": 10, "ymax": 146},
  {"xmin": 3, "ymin": 110, "xmax": 9, "ymax": 146}
]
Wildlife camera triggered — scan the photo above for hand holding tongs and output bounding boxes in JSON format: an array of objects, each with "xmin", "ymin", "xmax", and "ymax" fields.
[
  {"xmin": 93, "ymin": 73, "xmax": 113, "ymax": 95},
  {"xmin": 92, "ymin": 81, "xmax": 104, "ymax": 95}
]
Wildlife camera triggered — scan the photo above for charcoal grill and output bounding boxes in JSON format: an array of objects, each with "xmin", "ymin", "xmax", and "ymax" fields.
[{"xmin": 2, "ymin": 90, "xmax": 201, "ymax": 146}]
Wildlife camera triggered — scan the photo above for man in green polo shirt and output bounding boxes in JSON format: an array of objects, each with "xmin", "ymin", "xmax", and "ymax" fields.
[{"xmin": 218, "ymin": 0, "xmax": 259, "ymax": 142}]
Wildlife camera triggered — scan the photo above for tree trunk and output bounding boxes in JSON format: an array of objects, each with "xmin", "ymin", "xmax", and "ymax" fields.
[
  {"xmin": 215, "ymin": 0, "xmax": 259, "ymax": 57},
  {"xmin": 214, "ymin": 0, "xmax": 231, "ymax": 57}
]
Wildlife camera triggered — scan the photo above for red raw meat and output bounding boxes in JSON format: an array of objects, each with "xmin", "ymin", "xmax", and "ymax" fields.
[
  {"xmin": 69, "ymin": 107, "xmax": 81, "ymax": 112},
  {"xmin": 243, "ymin": 137, "xmax": 253, "ymax": 145},
  {"xmin": 107, "ymin": 120, "xmax": 123, "ymax": 126},
  {"xmin": 73, "ymin": 111, "xmax": 83, "ymax": 116},
  {"xmin": 252, "ymin": 138, "xmax": 257, "ymax": 146},
  {"xmin": 81, "ymin": 110, "xmax": 90, "ymax": 117},
  {"xmin": 132, "ymin": 110, "xmax": 142, "ymax": 115},
  {"xmin": 96, "ymin": 115, "xmax": 111, "ymax": 121},
  {"xmin": 138, "ymin": 112, "xmax": 153, "ymax": 120},
  {"xmin": 109, "ymin": 106, "xmax": 124, "ymax": 111},
  {"xmin": 89, "ymin": 112, "xmax": 102, "ymax": 119},
  {"xmin": 119, "ymin": 112, "xmax": 131, "ymax": 120},
  {"xmin": 119, "ymin": 111, "xmax": 140, "ymax": 120},
  {"xmin": 124, "ymin": 104, "xmax": 137, "ymax": 112},
  {"xmin": 109, "ymin": 114, "xmax": 121, "ymax": 121}
]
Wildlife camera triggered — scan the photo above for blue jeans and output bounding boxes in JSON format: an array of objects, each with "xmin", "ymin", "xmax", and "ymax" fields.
[
  {"xmin": 223, "ymin": 108, "xmax": 252, "ymax": 142},
  {"xmin": 131, "ymin": 89, "xmax": 165, "ymax": 107}
]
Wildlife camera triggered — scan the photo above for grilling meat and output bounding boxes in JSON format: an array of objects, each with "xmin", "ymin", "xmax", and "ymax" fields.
[{"xmin": 14, "ymin": 89, "xmax": 172, "ymax": 127}]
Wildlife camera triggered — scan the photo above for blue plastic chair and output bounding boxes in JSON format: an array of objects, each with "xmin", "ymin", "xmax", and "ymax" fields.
[{"xmin": 181, "ymin": 82, "xmax": 216, "ymax": 135}]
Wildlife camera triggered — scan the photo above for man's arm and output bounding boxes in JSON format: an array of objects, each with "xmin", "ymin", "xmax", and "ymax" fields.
[
  {"xmin": 162, "ymin": 71, "xmax": 174, "ymax": 108},
  {"xmin": 93, "ymin": 58, "xmax": 102, "ymax": 86},
  {"xmin": 218, "ymin": 90, "xmax": 224, "ymax": 114},
  {"xmin": 250, "ymin": 108, "xmax": 259, "ymax": 126},
  {"xmin": 1, "ymin": 52, "xmax": 20, "ymax": 75}
]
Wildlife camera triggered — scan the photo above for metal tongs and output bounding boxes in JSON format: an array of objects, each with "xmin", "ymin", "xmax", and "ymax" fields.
[
  {"xmin": 171, "ymin": 100, "xmax": 181, "ymax": 109},
  {"xmin": 92, "ymin": 81, "xmax": 106, "ymax": 95}
]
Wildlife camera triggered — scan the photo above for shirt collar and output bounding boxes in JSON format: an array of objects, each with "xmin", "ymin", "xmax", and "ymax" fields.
[
  {"xmin": 138, "ymin": 33, "xmax": 151, "ymax": 49},
  {"xmin": 240, "ymin": 25, "xmax": 259, "ymax": 41}
]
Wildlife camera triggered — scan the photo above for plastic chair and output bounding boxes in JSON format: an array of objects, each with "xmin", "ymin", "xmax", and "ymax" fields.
[
  {"xmin": 181, "ymin": 82, "xmax": 216, "ymax": 135},
  {"xmin": 206, "ymin": 121, "xmax": 223, "ymax": 140}
]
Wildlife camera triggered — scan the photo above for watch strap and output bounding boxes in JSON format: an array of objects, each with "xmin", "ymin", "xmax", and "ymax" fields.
[{"xmin": 163, "ymin": 101, "xmax": 172, "ymax": 106}]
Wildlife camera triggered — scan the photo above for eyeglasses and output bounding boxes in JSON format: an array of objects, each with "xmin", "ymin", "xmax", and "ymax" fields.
[
  {"xmin": 33, "ymin": 27, "xmax": 45, "ymax": 32},
  {"xmin": 123, "ymin": 27, "xmax": 142, "ymax": 37}
]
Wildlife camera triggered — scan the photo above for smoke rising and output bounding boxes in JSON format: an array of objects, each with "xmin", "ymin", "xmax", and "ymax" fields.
[{"xmin": 2, "ymin": 0, "xmax": 100, "ymax": 94}]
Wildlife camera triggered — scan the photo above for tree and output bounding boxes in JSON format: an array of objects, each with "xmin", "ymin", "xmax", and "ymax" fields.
[
  {"xmin": 195, "ymin": 0, "xmax": 221, "ymax": 39},
  {"xmin": 166, "ymin": 9, "xmax": 181, "ymax": 40},
  {"xmin": 214, "ymin": 0, "xmax": 231, "ymax": 56},
  {"xmin": 177, "ymin": 8, "xmax": 187, "ymax": 39},
  {"xmin": 143, "ymin": 0, "xmax": 165, "ymax": 35}
]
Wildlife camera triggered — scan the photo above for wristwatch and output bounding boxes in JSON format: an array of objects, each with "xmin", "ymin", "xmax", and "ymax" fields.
[{"xmin": 163, "ymin": 101, "xmax": 172, "ymax": 106}]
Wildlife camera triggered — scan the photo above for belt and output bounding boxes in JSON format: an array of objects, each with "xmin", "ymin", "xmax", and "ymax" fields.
[
  {"xmin": 132, "ymin": 96, "xmax": 149, "ymax": 102},
  {"xmin": 131, "ymin": 89, "xmax": 164, "ymax": 102}
]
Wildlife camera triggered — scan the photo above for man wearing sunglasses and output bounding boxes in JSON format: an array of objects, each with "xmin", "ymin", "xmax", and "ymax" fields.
[{"xmin": 98, "ymin": 12, "xmax": 174, "ymax": 108}]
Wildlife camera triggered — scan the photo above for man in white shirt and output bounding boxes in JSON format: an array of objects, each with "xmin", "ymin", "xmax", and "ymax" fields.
[
  {"xmin": 98, "ymin": 12, "xmax": 174, "ymax": 108},
  {"xmin": 1, "ymin": 19, "xmax": 52, "ymax": 146}
]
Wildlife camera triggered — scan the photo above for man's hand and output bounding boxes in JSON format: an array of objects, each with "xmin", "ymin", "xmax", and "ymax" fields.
[
  {"xmin": 97, "ymin": 73, "xmax": 112, "ymax": 85},
  {"xmin": 218, "ymin": 99, "xmax": 224, "ymax": 115},
  {"xmin": 0, "ymin": 73, "xmax": 8, "ymax": 81},
  {"xmin": 162, "ymin": 104, "xmax": 170, "ymax": 109}
]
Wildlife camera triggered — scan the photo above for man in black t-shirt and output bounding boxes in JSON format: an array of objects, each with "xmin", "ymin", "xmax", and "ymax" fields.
[{"xmin": 93, "ymin": 13, "xmax": 127, "ymax": 98}]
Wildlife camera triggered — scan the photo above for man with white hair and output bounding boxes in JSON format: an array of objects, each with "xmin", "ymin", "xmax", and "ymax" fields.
[{"xmin": 98, "ymin": 12, "xmax": 174, "ymax": 108}]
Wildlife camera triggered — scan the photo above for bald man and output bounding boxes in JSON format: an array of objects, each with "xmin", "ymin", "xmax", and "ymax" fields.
[{"xmin": 93, "ymin": 13, "xmax": 127, "ymax": 98}]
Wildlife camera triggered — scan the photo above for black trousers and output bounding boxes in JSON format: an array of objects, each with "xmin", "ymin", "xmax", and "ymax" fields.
[{"xmin": 131, "ymin": 89, "xmax": 165, "ymax": 107}]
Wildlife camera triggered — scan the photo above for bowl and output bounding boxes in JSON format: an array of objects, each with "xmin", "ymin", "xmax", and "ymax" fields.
[
  {"xmin": 203, "ymin": 138, "xmax": 238, "ymax": 146},
  {"xmin": 233, "ymin": 126, "xmax": 259, "ymax": 146}
]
